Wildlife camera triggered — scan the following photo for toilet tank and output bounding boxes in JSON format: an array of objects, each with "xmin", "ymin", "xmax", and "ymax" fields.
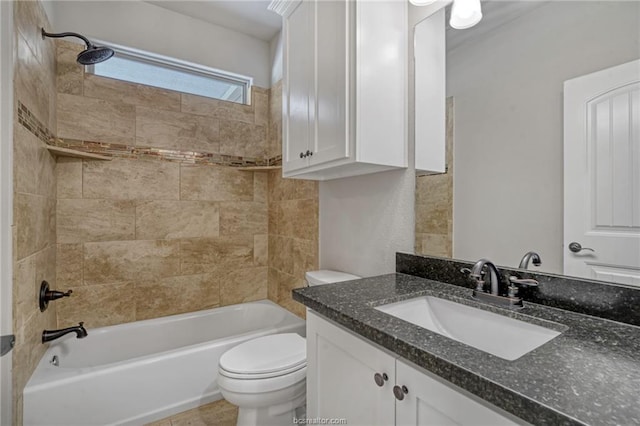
[{"xmin": 305, "ymin": 270, "xmax": 361, "ymax": 286}]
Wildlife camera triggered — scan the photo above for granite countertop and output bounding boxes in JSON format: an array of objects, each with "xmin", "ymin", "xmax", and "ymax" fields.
[{"xmin": 293, "ymin": 273, "xmax": 640, "ymax": 426}]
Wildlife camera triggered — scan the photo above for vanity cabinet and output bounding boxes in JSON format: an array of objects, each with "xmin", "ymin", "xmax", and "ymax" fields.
[
  {"xmin": 270, "ymin": 0, "xmax": 407, "ymax": 180},
  {"xmin": 307, "ymin": 311, "xmax": 524, "ymax": 426}
]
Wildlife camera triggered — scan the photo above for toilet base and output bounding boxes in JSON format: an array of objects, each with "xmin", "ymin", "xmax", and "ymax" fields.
[{"xmin": 236, "ymin": 393, "xmax": 306, "ymax": 426}]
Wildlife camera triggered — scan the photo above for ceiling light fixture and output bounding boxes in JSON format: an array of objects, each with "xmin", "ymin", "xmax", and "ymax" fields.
[{"xmin": 449, "ymin": 0, "xmax": 483, "ymax": 29}]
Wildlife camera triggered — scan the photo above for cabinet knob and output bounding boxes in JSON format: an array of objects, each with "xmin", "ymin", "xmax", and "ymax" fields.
[
  {"xmin": 393, "ymin": 385, "xmax": 408, "ymax": 400},
  {"xmin": 373, "ymin": 372, "xmax": 388, "ymax": 387},
  {"xmin": 299, "ymin": 152, "xmax": 305, "ymax": 159},
  {"xmin": 306, "ymin": 150, "xmax": 313, "ymax": 157}
]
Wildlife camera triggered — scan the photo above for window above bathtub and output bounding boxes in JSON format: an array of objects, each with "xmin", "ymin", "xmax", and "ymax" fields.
[{"xmin": 86, "ymin": 42, "xmax": 252, "ymax": 105}]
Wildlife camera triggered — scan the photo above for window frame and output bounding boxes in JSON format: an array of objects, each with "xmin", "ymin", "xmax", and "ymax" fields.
[{"xmin": 86, "ymin": 40, "xmax": 253, "ymax": 105}]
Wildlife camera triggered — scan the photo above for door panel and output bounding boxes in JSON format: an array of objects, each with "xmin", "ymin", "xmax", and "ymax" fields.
[
  {"xmin": 306, "ymin": 311, "xmax": 396, "ymax": 426},
  {"xmin": 283, "ymin": 1, "xmax": 313, "ymax": 173},
  {"xmin": 395, "ymin": 360, "xmax": 522, "ymax": 426},
  {"xmin": 312, "ymin": 0, "xmax": 349, "ymax": 166},
  {"xmin": 564, "ymin": 60, "xmax": 640, "ymax": 285}
]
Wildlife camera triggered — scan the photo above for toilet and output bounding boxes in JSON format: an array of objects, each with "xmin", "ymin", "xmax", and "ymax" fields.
[{"xmin": 217, "ymin": 270, "xmax": 360, "ymax": 426}]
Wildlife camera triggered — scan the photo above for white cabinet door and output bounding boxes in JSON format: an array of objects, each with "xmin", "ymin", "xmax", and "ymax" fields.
[
  {"xmin": 395, "ymin": 360, "xmax": 523, "ymax": 426},
  {"xmin": 312, "ymin": 0, "xmax": 350, "ymax": 167},
  {"xmin": 307, "ymin": 312, "xmax": 396, "ymax": 426},
  {"xmin": 283, "ymin": 0, "xmax": 314, "ymax": 173}
]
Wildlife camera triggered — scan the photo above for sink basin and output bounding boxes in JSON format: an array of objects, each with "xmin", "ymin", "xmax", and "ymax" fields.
[{"xmin": 375, "ymin": 296, "xmax": 560, "ymax": 360}]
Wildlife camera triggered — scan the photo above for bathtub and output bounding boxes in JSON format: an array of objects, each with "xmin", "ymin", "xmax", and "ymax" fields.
[{"xmin": 23, "ymin": 300, "xmax": 305, "ymax": 426}]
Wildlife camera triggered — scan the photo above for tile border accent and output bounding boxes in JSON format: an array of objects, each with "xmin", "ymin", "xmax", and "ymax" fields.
[
  {"xmin": 17, "ymin": 100, "xmax": 282, "ymax": 169},
  {"xmin": 17, "ymin": 101, "xmax": 52, "ymax": 144},
  {"xmin": 50, "ymin": 138, "xmax": 282, "ymax": 168}
]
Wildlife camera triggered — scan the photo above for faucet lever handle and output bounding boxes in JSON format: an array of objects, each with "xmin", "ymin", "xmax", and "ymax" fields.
[{"xmin": 509, "ymin": 276, "xmax": 539, "ymax": 287}]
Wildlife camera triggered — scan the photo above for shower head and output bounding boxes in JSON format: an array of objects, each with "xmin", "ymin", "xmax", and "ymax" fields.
[{"xmin": 41, "ymin": 29, "xmax": 115, "ymax": 65}]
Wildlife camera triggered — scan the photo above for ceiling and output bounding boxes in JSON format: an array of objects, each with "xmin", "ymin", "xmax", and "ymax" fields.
[
  {"xmin": 446, "ymin": 1, "xmax": 550, "ymax": 52},
  {"xmin": 146, "ymin": 1, "xmax": 282, "ymax": 41},
  {"xmin": 145, "ymin": 1, "xmax": 548, "ymax": 48}
]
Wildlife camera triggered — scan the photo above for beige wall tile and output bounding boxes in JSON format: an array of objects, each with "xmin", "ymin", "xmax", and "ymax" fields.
[
  {"xmin": 16, "ymin": 32, "xmax": 52, "ymax": 130},
  {"xmin": 56, "ymin": 41, "xmax": 83, "ymax": 95},
  {"xmin": 267, "ymin": 267, "xmax": 279, "ymax": 301},
  {"xmin": 14, "ymin": 193, "xmax": 52, "ymax": 260},
  {"xmin": 219, "ymin": 201, "xmax": 267, "ymax": 236},
  {"xmin": 416, "ymin": 233, "xmax": 451, "ymax": 258},
  {"xmin": 56, "ymin": 157, "xmax": 83, "ymax": 199},
  {"xmin": 56, "ymin": 282, "xmax": 136, "ymax": 328},
  {"xmin": 180, "ymin": 165, "xmax": 253, "ymax": 202},
  {"xmin": 135, "ymin": 106, "xmax": 219, "ymax": 153},
  {"xmin": 416, "ymin": 202, "xmax": 450, "ymax": 235},
  {"xmin": 292, "ymin": 239, "xmax": 318, "ymax": 278},
  {"xmin": 84, "ymin": 240, "xmax": 181, "ymax": 285},
  {"xmin": 13, "ymin": 125, "xmax": 39, "ymax": 195},
  {"xmin": 57, "ymin": 244, "xmax": 83, "ymax": 289},
  {"xmin": 253, "ymin": 171, "xmax": 268, "ymax": 203},
  {"xmin": 253, "ymin": 90, "xmax": 269, "ymax": 127},
  {"xmin": 83, "ymin": 158, "xmax": 180, "ymax": 200},
  {"xmin": 84, "ymin": 75, "xmax": 181, "ymax": 111},
  {"xmin": 13, "ymin": 254, "xmax": 37, "ymax": 332},
  {"xmin": 254, "ymin": 234, "xmax": 268, "ymax": 266},
  {"xmin": 220, "ymin": 266, "xmax": 267, "ymax": 306},
  {"xmin": 274, "ymin": 269, "xmax": 306, "ymax": 318},
  {"xmin": 219, "ymin": 120, "xmax": 266, "ymax": 158},
  {"xmin": 181, "ymin": 237, "xmax": 253, "ymax": 275},
  {"xmin": 36, "ymin": 143, "xmax": 57, "ymax": 198},
  {"xmin": 135, "ymin": 274, "xmax": 220, "ymax": 320},
  {"xmin": 268, "ymin": 172, "xmax": 317, "ymax": 202},
  {"xmin": 268, "ymin": 235, "xmax": 293, "ymax": 275},
  {"xmin": 181, "ymin": 93, "xmax": 255, "ymax": 124},
  {"xmin": 136, "ymin": 200, "xmax": 219, "ymax": 240},
  {"xmin": 57, "ymin": 199, "xmax": 136, "ymax": 244},
  {"xmin": 57, "ymin": 93, "xmax": 135, "ymax": 144},
  {"xmin": 279, "ymin": 199, "xmax": 318, "ymax": 240}
]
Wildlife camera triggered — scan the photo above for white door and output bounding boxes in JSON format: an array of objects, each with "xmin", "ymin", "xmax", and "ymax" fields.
[
  {"xmin": 0, "ymin": 1, "xmax": 14, "ymax": 424},
  {"xmin": 306, "ymin": 311, "xmax": 396, "ymax": 426},
  {"xmin": 564, "ymin": 60, "xmax": 640, "ymax": 285},
  {"xmin": 395, "ymin": 360, "xmax": 523, "ymax": 426}
]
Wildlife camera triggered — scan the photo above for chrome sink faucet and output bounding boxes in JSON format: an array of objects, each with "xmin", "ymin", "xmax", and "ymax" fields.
[
  {"xmin": 469, "ymin": 258, "xmax": 503, "ymax": 295},
  {"xmin": 518, "ymin": 251, "xmax": 542, "ymax": 269}
]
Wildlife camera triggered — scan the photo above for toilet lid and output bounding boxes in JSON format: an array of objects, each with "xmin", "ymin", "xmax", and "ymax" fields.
[{"xmin": 219, "ymin": 333, "xmax": 306, "ymax": 377}]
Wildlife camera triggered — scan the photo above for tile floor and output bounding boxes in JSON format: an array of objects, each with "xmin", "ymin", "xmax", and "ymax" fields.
[{"xmin": 146, "ymin": 400, "xmax": 238, "ymax": 426}]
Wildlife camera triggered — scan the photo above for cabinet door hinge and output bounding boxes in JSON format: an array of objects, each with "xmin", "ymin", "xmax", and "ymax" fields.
[{"xmin": 0, "ymin": 334, "xmax": 15, "ymax": 357}]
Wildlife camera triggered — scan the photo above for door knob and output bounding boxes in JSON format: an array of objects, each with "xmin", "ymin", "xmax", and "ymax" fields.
[
  {"xmin": 393, "ymin": 385, "xmax": 408, "ymax": 400},
  {"xmin": 568, "ymin": 242, "xmax": 595, "ymax": 253},
  {"xmin": 373, "ymin": 372, "xmax": 388, "ymax": 387}
]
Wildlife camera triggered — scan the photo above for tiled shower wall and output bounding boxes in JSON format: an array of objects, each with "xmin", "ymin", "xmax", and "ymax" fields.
[
  {"xmin": 415, "ymin": 97, "xmax": 454, "ymax": 257},
  {"xmin": 54, "ymin": 41, "xmax": 272, "ymax": 327},
  {"xmin": 12, "ymin": 1, "xmax": 58, "ymax": 424},
  {"xmin": 54, "ymin": 41, "xmax": 317, "ymax": 326}
]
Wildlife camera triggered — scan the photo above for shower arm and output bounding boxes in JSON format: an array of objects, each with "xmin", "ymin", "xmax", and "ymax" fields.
[{"xmin": 41, "ymin": 29, "xmax": 92, "ymax": 48}]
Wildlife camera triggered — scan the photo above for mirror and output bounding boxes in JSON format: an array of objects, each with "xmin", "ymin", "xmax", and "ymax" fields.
[{"xmin": 414, "ymin": 1, "xmax": 640, "ymax": 281}]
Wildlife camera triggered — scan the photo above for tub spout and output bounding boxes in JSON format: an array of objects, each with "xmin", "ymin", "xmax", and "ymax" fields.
[{"xmin": 42, "ymin": 322, "xmax": 88, "ymax": 343}]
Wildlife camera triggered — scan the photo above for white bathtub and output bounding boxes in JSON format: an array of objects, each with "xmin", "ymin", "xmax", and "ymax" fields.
[{"xmin": 23, "ymin": 300, "xmax": 305, "ymax": 426}]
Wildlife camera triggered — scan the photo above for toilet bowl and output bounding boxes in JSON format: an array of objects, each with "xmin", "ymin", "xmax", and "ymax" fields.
[{"xmin": 217, "ymin": 270, "xmax": 360, "ymax": 426}]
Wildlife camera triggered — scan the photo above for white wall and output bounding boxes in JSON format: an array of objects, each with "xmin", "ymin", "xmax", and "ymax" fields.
[
  {"xmin": 270, "ymin": 31, "xmax": 283, "ymax": 86},
  {"xmin": 318, "ymin": 4, "xmax": 427, "ymax": 278},
  {"xmin": 49, "ymin": 1, "xmax": 272, "ymax": 87},
  {"xmin": 320, "ymin": 169, "xmax": 415, "ymax": 277},
  {"xmin": 449, "ymin": 1, "xmax": 640, "ymax": 273}
]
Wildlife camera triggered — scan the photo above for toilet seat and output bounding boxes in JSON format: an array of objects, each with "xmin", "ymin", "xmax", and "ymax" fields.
[{"xmin": 219, "ymin": 333, "xmax": 306, "ymax": 379}]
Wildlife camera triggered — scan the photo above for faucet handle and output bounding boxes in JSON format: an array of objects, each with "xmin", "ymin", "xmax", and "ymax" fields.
[{"xmin": 509, "ymin": 276, "xmax": 539, "ymax": 287}]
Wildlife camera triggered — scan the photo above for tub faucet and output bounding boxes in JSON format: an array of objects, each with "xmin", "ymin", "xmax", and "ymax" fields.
[
  {"xmin": 469, "ymin": 259, "xmax": 503, "ymax": 295},
  {"xmin": 42, "ymin": 322, "xmax": 88, "ymax": 344},
  {"xmin": 518, "ymin": 251, "xmax": 542, "ymax": 269}
]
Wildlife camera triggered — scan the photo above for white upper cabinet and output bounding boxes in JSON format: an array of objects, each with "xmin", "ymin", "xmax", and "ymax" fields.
[{"xmin": 270, "ymin": 0, "xmax": 408, "ymax": 180}]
